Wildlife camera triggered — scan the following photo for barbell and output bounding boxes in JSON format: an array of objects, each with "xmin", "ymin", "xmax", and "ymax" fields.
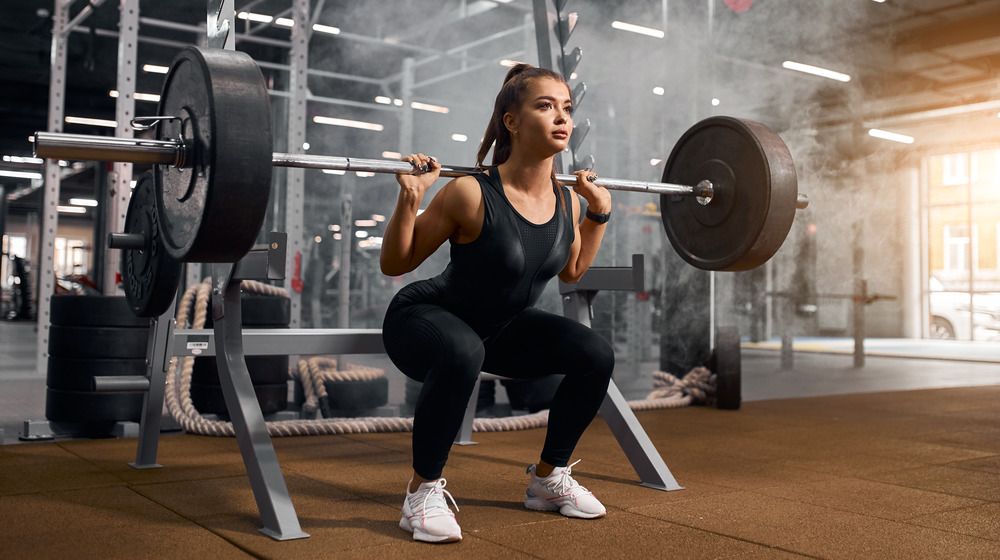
[{"xmin": 33, "ymin": 46, "xmax": 808, "ymax": 316}]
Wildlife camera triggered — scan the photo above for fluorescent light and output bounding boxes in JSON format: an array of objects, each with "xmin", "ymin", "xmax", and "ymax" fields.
[
  {"xmin": 333, "ymin": 233, "xmax": 343, "ymax": 240},
  {"xmin": 356, "ymin": 171, "xmax": 375, "ymax": 177},
  {"xmin": 711, "ymin": 98, "xmax": 721, "ymax": 106},
  {"xmin": 452, "ymin": 134, "xmax": 468, "ymax": 142},
  {"xmin": 314, "ymin": 236, "xmax": 323, "ymax": 243},
  {"xmin": 302, "ymin": 142, "xmax": 310, "ymax": 150},
  {"xmin": 0, "ymin": 169, "xmax": 43, "ymax": 180},
  {"xmin": 237, "ymin": 11, "xmax": 273, "ymax": 23},
  {"xmin": 313, "ymin": 24, "xmax": 340, "ymax": 35},
  {"xmin": 130, "ymin": 180, "xmax": 137, "ymax": 189},
  {"xmin": 109, "ymin": 90, "xmax": 161, "ymax": 102},
  {"xmin": 375, "ymin": 96, "xmax": 404, "ymax": 107},
  {"xmin": 652, "ymin": 86, "xmax": 665, "ymax": 96},
  {"xmin": 328, "ymin": 224, "xmax": 340, "ymax": 231},
  {"xmin": 142, "ymin": 64, "xmax": 169, "ymax": 74},
  {"xmin": 313, "ymin": 116, "xmax": 384, "ymax": 131},
  {"xmin": 3, "ymin": 155, "xmax": 43, "ymax": 164},
  {"xmin": 868, "ymin": 128, "xmax": 914, "ymax": 144},
  {"xmin": 355, "ymin": 219, "xmax": 377, "ymax": 227},
  {"xmin": 275, "ymin": 17, "xmax": 294, "ymax": 27},
  {"xmin": 65, "ymin": 116, "xmax": 117, "ymax": 128},
  {"xmin": 411, "ymin": 101, "xmax": 450, "ymax": 114},
  {"xmin": 570, "ymin": 72, "xmax": 578, "ymax": 80},
  {"xmin": 611, "ymin": 21, "xmax": 664, "ymax": 39},
  {"xmin": 500, "ymin": 59, "xmax": 527, "ymax": 68},
  {"xmin": 382, "ymin": 151, "xmax": 402, "ymax": 159},
  {"xmin": 650, "ymin": 158, "xmax": 663, "ymax": 166},
  {"xmin": 782, "ymin": 61, "xmax": 851, "ymax": 82},
  {"xmin": 372, "ymin": 214, "xmax": 385, "ymax": 222},
  {"xmin": 322, "ymin": 169, "xmax": 346, "ymax": 175},
  {"xmin": 69, "ymin": 198, "xmax": 98, "ymax": 207},
  {"xmin": 355, "ymin": 230, "xmax": 369, "ymax": 238},
  {"xmin": 57, "ymin": 205, "xmax": 87, "ymax": 214}
]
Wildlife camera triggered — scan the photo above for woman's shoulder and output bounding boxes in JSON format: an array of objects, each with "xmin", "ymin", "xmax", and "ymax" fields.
[
  {"xmin": 444, "ymin": 174, "xmax": 483, "ymax": 196},
  {"xmin": 440, "ymin": 175, "xmax": 484, "ymax": 212}
]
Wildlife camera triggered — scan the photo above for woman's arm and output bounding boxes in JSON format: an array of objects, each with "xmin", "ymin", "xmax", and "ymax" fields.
[
  {"xmin": 380, "ymin": 155, "xmax": 483, "ymax": 276},
  {"xmin": 559, "ymin": 171, "xmax": 612, "ymax": 283}
]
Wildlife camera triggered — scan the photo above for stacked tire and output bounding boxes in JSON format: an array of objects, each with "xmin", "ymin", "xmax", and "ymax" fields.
[
  {"xmin": 46, "ymin": 295, "xmax": 148, "ymax": 425},
  {"xmin": 191, "ymin": 294, "xmax": 291, "ymax": 417}
]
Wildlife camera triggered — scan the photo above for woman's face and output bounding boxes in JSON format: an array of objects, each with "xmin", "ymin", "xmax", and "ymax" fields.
[{"xmin": 506, "ymin": 76, "xmax": 573, "ymax": 157}]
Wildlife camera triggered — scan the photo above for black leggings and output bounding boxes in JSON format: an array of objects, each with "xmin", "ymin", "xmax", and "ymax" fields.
[{"xmin": 383, "ymin": 304, "xmax": 615, "ymax": 480}]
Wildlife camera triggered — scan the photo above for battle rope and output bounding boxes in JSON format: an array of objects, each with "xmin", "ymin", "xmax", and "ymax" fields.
[{"xmin": 164, "ymin": 279, "xmax": 717, "ymax": 437}]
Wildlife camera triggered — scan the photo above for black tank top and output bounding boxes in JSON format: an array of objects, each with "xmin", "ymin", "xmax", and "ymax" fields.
[{"xmin": 391, "ymin": 168, "xmax": 575, "ymax": 337}]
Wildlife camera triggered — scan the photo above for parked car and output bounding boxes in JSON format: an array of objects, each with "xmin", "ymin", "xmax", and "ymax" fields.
[{"xmin": 929, "ymin": 277, "xmax": 1000, "ymax": 340}]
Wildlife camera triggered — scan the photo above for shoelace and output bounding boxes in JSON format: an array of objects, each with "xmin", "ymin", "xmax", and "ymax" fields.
[
  {"xmin": 416, "ymin": 478, "xmax": 460, "ymax": 516},
  {"xmin": 543, "ymin": 459, "xmax": 591, "ymax": 497}
]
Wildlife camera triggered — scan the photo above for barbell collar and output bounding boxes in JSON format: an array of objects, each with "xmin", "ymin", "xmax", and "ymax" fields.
[
  {"xmin": 108, "ymin": 232, "xmax": 147, "ymax": 250},
  {"xmin": 33, "ymin": 132, "xmax": 183, "ymax": 166}
]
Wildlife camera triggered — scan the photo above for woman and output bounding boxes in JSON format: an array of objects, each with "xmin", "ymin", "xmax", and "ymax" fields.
[{"xmin": 380, "ymin": 63, "xmax": 614, "ymax": 544}]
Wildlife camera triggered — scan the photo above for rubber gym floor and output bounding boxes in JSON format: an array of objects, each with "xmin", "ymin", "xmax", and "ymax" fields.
[{"xmin": 2, "ymin": 319, "xmax": 1000, "ymax": 559}]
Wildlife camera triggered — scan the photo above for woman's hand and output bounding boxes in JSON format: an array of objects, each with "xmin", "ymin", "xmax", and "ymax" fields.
[
  {"xmin": 572, "ymin": 170, "xmax": 612, "ymax": 214},
  {"xmin": 396, "ymin": 153, "xmax": 442, "ymax": 198}
]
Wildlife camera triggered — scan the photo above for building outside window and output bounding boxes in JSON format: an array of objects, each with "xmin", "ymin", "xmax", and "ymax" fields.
[{"xmin": 925, "ymin": 149, "xmax": 1000, "ymax": 341}]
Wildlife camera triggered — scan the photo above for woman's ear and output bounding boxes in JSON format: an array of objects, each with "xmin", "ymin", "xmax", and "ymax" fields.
[{"xmin": 502, "ymin": 112, "xmax": 518, "ymax": 136}]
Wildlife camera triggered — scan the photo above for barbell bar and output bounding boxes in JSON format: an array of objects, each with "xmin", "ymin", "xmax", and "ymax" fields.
[{"xmin": 34, "ymin": 131, "xmax": 808, "ymax": 209}]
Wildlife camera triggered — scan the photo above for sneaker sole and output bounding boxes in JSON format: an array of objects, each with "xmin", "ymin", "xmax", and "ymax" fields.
[
  {"xmin": 524, "ymin": 497, "xmax": 605, "ymax": 519},
  {"xmin": 399, "ymin": 517, "xmax": 462, "ymax": 543}
]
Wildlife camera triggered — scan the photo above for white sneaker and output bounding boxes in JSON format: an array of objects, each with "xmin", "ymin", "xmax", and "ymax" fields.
[
  {"xmin": 399, "ymin": 478, "xmax": 462, "ymax": 543},
  {"xmin": 524, "ymin": 460, "xmax": 606, "ymax": 519}
]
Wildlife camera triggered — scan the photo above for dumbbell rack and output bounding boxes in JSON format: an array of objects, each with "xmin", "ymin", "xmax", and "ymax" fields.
[{"xmin": 106, "ymin": 239, "xmax": 680, "ymax": 540}]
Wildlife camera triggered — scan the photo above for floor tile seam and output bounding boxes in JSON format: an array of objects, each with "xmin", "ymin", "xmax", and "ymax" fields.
[
  {"xmin": 125, "ymin": 472, "xmax": 253, "ymax": 491},
  {"xmin": 124, "ymin": 485, "xmax": 271, "ymax": 558},
  {"xmin": 621, "ymin": 507, "xmax": 827, "ymax": 558},
  {"xmin": 851, "ymin": 466, "xmax": 1000, "ymax": 495},
  {"xmin": 0, "ymin": 481, "xmax": 129, "ymax": 498},
  {"xmin": 422, "ymin": 532, "xmax": 546, "ymax": 558},
  {"xmin": 741, "ymin": 484, "xmax": 993, "ymax": 525},
  {"xmin": 270, "ymin": 468, "xmax": 377, "ymax": 503},
  {"xmin": 890, "ymin": 516, "xmax": 1000, "ymax": 544}
]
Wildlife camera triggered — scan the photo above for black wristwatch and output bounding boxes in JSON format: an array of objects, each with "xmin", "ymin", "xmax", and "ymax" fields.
[{"xmin": 585, "ymin": 208, "xmax": 611, "ymax": 224}]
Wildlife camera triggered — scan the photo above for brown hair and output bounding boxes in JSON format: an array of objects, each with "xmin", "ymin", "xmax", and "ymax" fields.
[{"xmin": 475, "ymin": 63, "xmax": 570, "ymax": 168}]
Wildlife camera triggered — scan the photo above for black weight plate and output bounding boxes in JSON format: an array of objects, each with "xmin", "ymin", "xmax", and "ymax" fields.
[
  {"xmin": 190, "ymin": 382, "xmax": 288, "ymax": 416},
  {"xmin": 202, "ymin": 295, "xmax": 291, "ymax": 328},
  {"xmin": 714, "ymin": 326, "xmax": 742, "ymax": 410},
  {"xmin": 192, "ymin": 354, "xmax": 290, "ymax": 386},
  {"xmin": 48, "ymin": 325, "xmax": 149, "ymax": 359},
  {"xmin": 50, "ymin": 295, "xmax": 150, "ymax": 327},
  {"xmin": 661, "ymin": 117, "xmax": 797, "ymax": 271},
  {"xmin": 121, "ymin": 172, "xmax": 182, "ymax": 317},
  {"xmin": 46, "ymin": 356, "xmax": 146, "ymax": 392},
  {"xmin": 156, "ymin": 46, "xmax": 273, "ymax": 262},
  {"xmin": 45, "ymin": 388, "xmax": 143, "ymax": 423},
  {"xmin": 323, "ymin": 376, "xmax": 389, "ymax": 411}
]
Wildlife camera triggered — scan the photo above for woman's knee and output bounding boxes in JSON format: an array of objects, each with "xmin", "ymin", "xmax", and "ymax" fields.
[
  {"xmin": 441, "ymin": 333, "xmax": 486, "ymax": 381},
  {"xmin": 587, "ymin": 334, "xmax": 616, "ymax": 379},
  {"xmin": 560, "ymin": 329, "xmax": 614, "ymax": 380}
]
